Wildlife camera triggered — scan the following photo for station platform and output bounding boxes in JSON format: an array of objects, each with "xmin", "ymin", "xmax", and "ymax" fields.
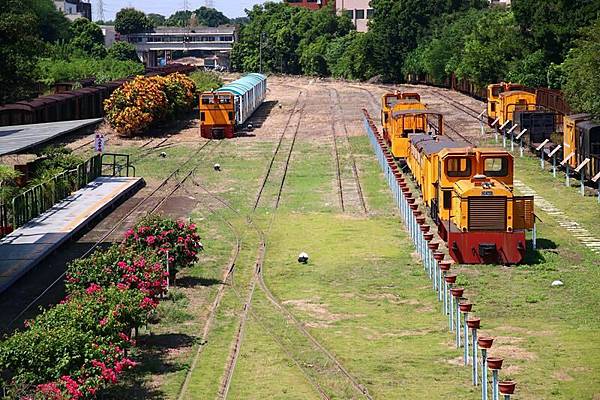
[{"xmin": 0, "ymin": 176, "xmax": 144, "ymax": 294}]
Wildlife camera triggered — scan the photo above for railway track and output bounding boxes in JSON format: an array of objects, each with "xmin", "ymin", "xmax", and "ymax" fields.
[
  {"xmin": 217, "ymin": 91, "xmax": 306, "ymax": 399},
  {"xmin": 330, "ymin": 87, "xmax": 368, "ymax": 215},
  {"xmin": 329, "ymin": 91, "xmax": 345, "ymax": 212},
  {"xmin": 431, "ymin": 89, "xmax": 485, "ymax": 120},
  {"xmin": 4, "ymin": 139, "xmax": 221, "ymax": 331},
  {"xmin": 193, "ymin": 86, "xmax": 371, "ymax": 400}
]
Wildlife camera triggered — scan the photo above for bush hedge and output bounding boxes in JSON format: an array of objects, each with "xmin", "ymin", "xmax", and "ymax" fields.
[
  {"xmin": 103, "ymin": 73, "xmax": 196, "ymax": 137},
  {"xmin": 0, "ymin": 215, "xmax": 202, "ymax": 399}
]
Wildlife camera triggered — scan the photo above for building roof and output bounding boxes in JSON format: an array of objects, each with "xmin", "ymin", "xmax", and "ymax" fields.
[{"xmin": 0, "ymin": 119, "xmax": 102, "ymax": 156}]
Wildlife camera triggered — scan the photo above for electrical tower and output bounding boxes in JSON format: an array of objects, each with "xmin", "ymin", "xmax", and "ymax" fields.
[
  {"xmin": 96, "ymin": 0, "xmax": 105, "ymax": 22},
  {"xmin": 205, "ymin": 0, "xmax": 215, "ymax": 8}
]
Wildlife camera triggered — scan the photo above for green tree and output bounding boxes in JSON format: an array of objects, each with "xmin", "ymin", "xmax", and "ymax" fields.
[
  {"xmin": 327, "ymin": 31, "xmax": 376, "ymax": 80},
  {"xmin": 506, "ymin": 49, "xmax": 548, "ymax": 88},
  {"xmin": 69, "ymin": 18, "xmax": 106, "ymax": 58},
  {"xmin": 166, "ymin": 10, "xmax": 192, "ymax": 27},
  {"xmin": 114, "ymin": 8, "xmax": 153, "ymax": 34},
  {"xmin": 147, "ymin": 13, "xmax": 166, "ymax": 27},
  {"xmin": 562, "ymin": 17, "xmax": 600, "ymax": 117},
  {"xmin": 107, "ymin": 41, "xmax": 139, "ymax": 62},
  {"xmin": 512, "ymin": 0, "xmax": 600, "ymax": 64},
  {"xmin": 368, "ymin": 0, "xmax": 487, "ymax": 81},
  {"xmin": 194, "ymin": 6, "xmax": 230, "ymax": 27},
  {"xmin": 31, "ymin": 0, "xmax": 71, "ymax": 42},
  {"xmin": 0, "ymin": 0, "xmax": 44, "ymax": 103}
]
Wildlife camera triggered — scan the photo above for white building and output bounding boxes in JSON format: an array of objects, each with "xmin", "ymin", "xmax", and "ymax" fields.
[
  {"xmin": 336, "ymin": 0, "xmax": 373, "ymax": 32},
  {"xmin": 53, "ymin": 0, "xmax": 92, "ymax": 21}
]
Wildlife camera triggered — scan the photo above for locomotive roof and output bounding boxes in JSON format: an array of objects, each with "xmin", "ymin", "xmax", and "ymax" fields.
[
  {"xmin": 578, "ymin": 120, "xmax": 600, "ymax": 132},
  {"xmin": 409, "ymin": 134, "xmax": 462, "ymax": 156},
  {"xmin": 392, "ymin": 109, "xmax": 443, "ymax": 118},
  {"xmin": 498, "ymin": 90, "xmax": 535, "ymax": 98}
]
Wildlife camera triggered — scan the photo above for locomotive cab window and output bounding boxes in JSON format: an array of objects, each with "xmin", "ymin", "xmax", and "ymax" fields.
[
  {"xmin": 201, "ymin": 97, "xmax": 214, "ymax": 105},
  {"xmin": 219, "ymin": 96, "xmax": 231, "ymax": 104},
  {"xmin": 483, "ymin": 157, "xmax": 508, "ymax": 177},
  {"xmin": 446, "ymin": 157, "xmax": 471, "ymax": 177}
]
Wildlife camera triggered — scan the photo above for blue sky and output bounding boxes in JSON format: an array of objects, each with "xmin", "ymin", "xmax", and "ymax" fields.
[{"xmin": 100, "ymin": 0, "xmax": 276, "ymax": 21}]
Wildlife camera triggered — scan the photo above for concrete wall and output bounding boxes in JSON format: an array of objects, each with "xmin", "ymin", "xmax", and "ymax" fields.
[{"xmin": 336, "ymin": 0, "xmax": 372, "ymax": 32}]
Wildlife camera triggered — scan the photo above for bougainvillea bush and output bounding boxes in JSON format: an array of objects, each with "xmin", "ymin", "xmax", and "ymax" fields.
[
  {"xmin": 103, "ymin": 73, "xmax": 196, "ymax": 136},
  {"xmin": 66, "ymin": 244, "xmax": 168, "ymax": 298},
  {"xmin": 0, "ymin": 287, "xmax": 151, "ymax": 399},
  {"xmin": 123, "ymin": 215, "xmax": 203, "ymax": 279},
  {"xmin": 0, "ymin": 216, "xmax": 202, "ymax": 399}
]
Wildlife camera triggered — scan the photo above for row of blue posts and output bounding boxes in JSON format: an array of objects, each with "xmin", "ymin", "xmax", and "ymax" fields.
[
  {"xmin": 491, "ymin": 119, "xmax": 600, "ymax": 203},
  {"xmin": 363, "ymin": 113, "xmax": 517, "ymax": 400}
]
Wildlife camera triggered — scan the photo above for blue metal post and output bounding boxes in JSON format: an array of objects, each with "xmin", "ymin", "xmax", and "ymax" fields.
[
  {"xmin": 503, "ymin": 395, "xmax": 510, "ymax": 400},
  {"xmin": 553, "ymin": 154, "xmax": 557, "ymax": 177},
  {"xmin": 541, "ymin": 151, "xmax": 545, "ymax": 169},
  {"xmin": 520, "ymin": 138, "xmax": 523, "ymax": 157},
  {"xmin": 581, "ymin": 172, "xmax": 585, "ymax": 196},
  {"xmin": 472, "ymin": 329, "xmax": 478, "ymax": 386},
  {"xmin": 443, "ymin": 280, "xmax": 448, "ymax": 314},
  {"xmin": 566, "ymin": 164, "xmax": 570, "ymax": 187},
  {"xmin": 482, "ymin": 348, "xmax": 488, "ymax": 400},
  {"xmin": 439, "ymin": 270, "xmax": 444, "ymax": 302},
  {"xmin": 456, "ymin": 301, "xmax": 461, "ymax": 347},
  {"xmin": 464, "ymin": 312, "xmax": 469, "ymax": 365},
  {"xmin": 448, "ymin": 287, "xmax": 454, "ymax": 330},
  {"xmin": 492, "ymin": 369, "xmax": 499, "ymax": 400},
  {"xmin": 510, "ymin": 130, "xmax": 514, "ymax": 152}
]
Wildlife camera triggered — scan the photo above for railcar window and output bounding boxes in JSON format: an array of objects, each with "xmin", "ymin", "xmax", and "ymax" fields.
[
  {"xmin": 515, "ymin": 99, "xmax": 528, "ymax": 111},
  {"xmin": 200, "ymin": 112, "xmax": 205, "ymax": 122},
  {"xmin": 490, "ymin": 103, "xmax": 496, "ymax": 112},
  {"xmin": 484, "ymin": 157, "xmax": 508, "ymax": 177},
  {"xmin": 443, "ymin": 190, "xmax": 452, "ymax": 209},
  {"xmin": 218, "ymin": 97, "xmax": 231, "ymax": 104},
  {"xmin": 446, "ymin": 158, "xmax": 471, "ymax": 177},
  {"xmin": 201, "ymin": 97, "xmax": 214, "ymax": 105}
]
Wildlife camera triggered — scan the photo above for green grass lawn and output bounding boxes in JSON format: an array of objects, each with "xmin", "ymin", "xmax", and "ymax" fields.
[{"xmin": 116, "ymin": 126, "xmax": 600, "ymax": 399}]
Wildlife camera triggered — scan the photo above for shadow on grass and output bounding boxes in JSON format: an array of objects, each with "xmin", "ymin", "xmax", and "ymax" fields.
[
  {"xmin": 102, "ymin": 333, "xmax": 196, "ymax": 399},
  {"xmin": 176, "ymin": 276, "xmax": 223, "ymax": 288},
  {"xmin": 522, "ymin": 238, "xmax": 558, "ymax": 265}
]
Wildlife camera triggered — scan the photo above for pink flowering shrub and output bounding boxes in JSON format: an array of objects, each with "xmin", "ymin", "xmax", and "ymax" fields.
[
  {"xmin": 66, "ymin": 244, "xmax": 168, "ymax": 298},
  {"xmin": 0, "ymin": 288, "xmax": 151, "ymax": 398},
  {"xmin": 0, "ymin": 216, "xmax": 203, "ymax": 399},
  {"xmin": 124, "ymin": 215, "xmax": 203, "ymax": 278}
]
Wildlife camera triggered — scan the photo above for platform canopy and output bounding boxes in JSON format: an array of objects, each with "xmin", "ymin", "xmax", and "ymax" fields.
[{"xmin": 0, "ymin": 118, "xmax": 102, "ymax": 156}]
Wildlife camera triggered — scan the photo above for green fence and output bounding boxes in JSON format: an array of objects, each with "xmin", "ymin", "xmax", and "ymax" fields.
[{"xmin": 3, "ymin": 153, "xmax": 135, "ymax": 234}]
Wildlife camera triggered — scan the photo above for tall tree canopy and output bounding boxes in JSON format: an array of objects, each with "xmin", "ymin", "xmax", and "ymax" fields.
[
  {"xmin": 562, "ymin": 16, "xmax": 600, "ymax": 117},
  {"xmin": 147, "ymin": 13, "xmax": 166, "ymax": 27},
  {"xmin": 368, "ymin": 0, "xmax": 488, "ymax": 81},
  {"xmin": 0, "ymin": 0, "xmax": 45, "ymax": 103},
  {"xmin": 69, "ymin": 18, "xmax": 107, "ymax": 58},
  {"xmin": 231, "ymin": 3, "xmax": 351, "ymax": 75},
  {"xmin": 194, "ymin": 6, "xmax": 230, "ymax": 27},
  {"xmin": 511, "ymin": 0, "xmax": 600, "ymax": 64},
  {"xmin": 114, "ymin": 8, "xmax": 153, "ymax": 34}
]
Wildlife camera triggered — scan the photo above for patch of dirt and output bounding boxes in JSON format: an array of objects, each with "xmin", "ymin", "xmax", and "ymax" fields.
[
  {"xmin": 552, "ymin": 370, "xmax": 574, "ymax": 381},
  {"xmin": 283, "ymin": 298, "xmax": 343, "ymax": 324}
]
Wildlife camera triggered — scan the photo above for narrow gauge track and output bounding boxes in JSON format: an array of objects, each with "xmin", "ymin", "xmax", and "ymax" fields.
[
  {"xmin": 211, "ymin": 86, "xmax": 372, "ymax": 400},
  {"xmin": 329, "ymin": 90, "xmax": 346, "ymax": 212},
  {"xmin": 183, "ymin": 174, "xmax": 331, "ymax": 400},
  {"xmin": 5, "ymin": 139, "xmax": 221, "ymax": 330},
  {"xmin": 218, "ymin": 91, "xmax": 306, "ymax": 399},
  {"xmin": 431, "ymin": 89, "xmax": 484, "ymax": 120},
  {"xmin": 330, "ymin": 87, "xmax": 368, "ymax": 215}
]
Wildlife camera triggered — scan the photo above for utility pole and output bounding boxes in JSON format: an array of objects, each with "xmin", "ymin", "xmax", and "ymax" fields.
[{"xmin": 96, "ymin": 0, "xmax": 105, "ymax": 21}]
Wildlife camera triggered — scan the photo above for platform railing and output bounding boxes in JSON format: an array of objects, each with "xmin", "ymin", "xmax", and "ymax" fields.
[{"xmin": 7, "ymin": 153, "xmax": 134, "ymax": 233}]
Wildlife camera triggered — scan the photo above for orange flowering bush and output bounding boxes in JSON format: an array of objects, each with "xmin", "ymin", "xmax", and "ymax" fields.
[{"xmin": 104, "ymin": 73, "xmax": 196, "ymax": 136}]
